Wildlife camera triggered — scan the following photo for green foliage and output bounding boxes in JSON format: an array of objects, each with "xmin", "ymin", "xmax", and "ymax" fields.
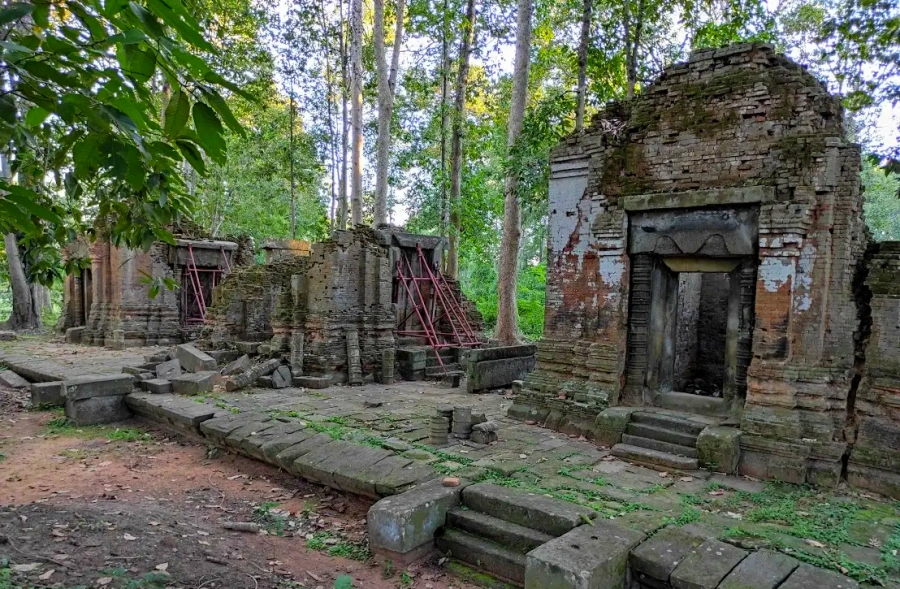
[
  {"xmin": 863, "ymin": 159, "xmax": 900, "ymax": 240},
  {"xmin": 0, "ymin": 0, "xmax": 249, "ymax": 258}
]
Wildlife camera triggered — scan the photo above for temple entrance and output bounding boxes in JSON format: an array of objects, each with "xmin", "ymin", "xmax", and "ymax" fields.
[{"xmin": 624, "ymin": 205, "xmax": 758, "ymax": 416}]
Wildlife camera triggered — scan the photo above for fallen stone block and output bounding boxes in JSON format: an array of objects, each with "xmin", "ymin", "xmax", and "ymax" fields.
[
  {"xmin": 122, "ymin": 366, "xmax": 147, "ymax": 377},
  {"xmin": 31, "ymin": 381, "xmax": 64, "ymax": 406},
  {"xmin": 175, "ymin": 343, "xmax": 217, "ymax": 373},
  {"xmin": 696, "ymin": 426, "xmax": 741, "ymax": 474},
  {"xmin": 0, "ymin": 369, "xmax": 29, "ymax": 389},
  {"xmin": 594, "ymin": 407, "xmax": 637, "ymax": 447},
  {"xmin": 525, "ymin": 521, "xmax": 645, "ymax": 589},
  {"xmin": 155, "ymin": 358, "xmax": 182, "ymax": 379},
  {"xmin": 171, "ymin": 371, "xmax": 215, "ymax": 395},
  {"xmin": 65, "ymin": 326, "xmax": 84, "ymax": 344},
  {"xmin": 207, "ymin": 350, "xmax": 240, "ymax": 364},
  {"xmin": 368, "ymin": 478, "xmax": 465, "ymax": 564},
  {"xmin": 718, "ymin": 549, "xmax": 798, "ymax": 589},
  {"xmin": 0, "ymin": 330, "xmax": 16, "ymax": 341},
  {"xmin": 63, "ymin": 374, "xmax": 135, "ymax": 400},
  {"xmin": 271, "ymin": 365, "xmax": 292, "ymax": 389},
  {"xmin": 257, "ymin": 375, "xmax": 274, "ymax": 387},
  {"xmin": 292, "ymin": 375, "xmax": 331, "ymax": 389},
  {"xmin": 139, "ymin": 379, "xmax": 172, "ymax": 394},
  {"xmin": 671, "ymin": 538, "xmax": 747, "ymax": 589},
  {"xmin": 235, "ymin": 341, "xmax": 263, "ymax": 355},
  {"xmin": 466, "ymin": 346, "xmax": 537, "ymax": 393},
  {"xmin": 221, "ymin": 354, "xmax": 251, "ymax": 376},
  {"xmin": 225, "ymin": 358, "xmax": 282, "ymax": 391},
  {"xmin": 470, "ymin": 430, "xmax": 498, "ymax": 444},
  {"xmin": 66, "ymin": 394, "xmax": 131, "ymax": 426},
  {"xmin": 144, "ymin": 350, "xmax": 172, "ymax": 364}
]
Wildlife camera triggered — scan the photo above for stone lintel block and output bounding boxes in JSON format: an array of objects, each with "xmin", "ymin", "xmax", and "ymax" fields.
[
  {"xmin": 207, "ymin": 349, "xmax": 241, "ymax": 364},
  {"xmin": 847, "ymin": 463, "xmax": 900, "ymax": 500},
  {"xmin": 175, "ymin": 343, "xmax": 217, "ymax": 373},
  {"xmin": 670, "ymin": 538, "xmax": 747, "ymax": 589},
  {"xmin": 0, "ymin": 369, "xmax": 29, "ymax": 389},
  {"xmin": 155, "ymin": 358, "xmax": 182, "ymax": 379},
  {"xmin": 65, "ymin": 326, "xmax": 85, "ymax": 343},
  {"xmin": 292, "ymin": 375, "xmax": 331, "ymax": 389},
  {"xmin": 66, "ymin": 395, "xmax": 131, "ymax": 426},
  {"xmin": 462, "ymin": 483, "xmax": 596, "ymax": 537},
  {"xmin": 525, "ymin": 522, "xmax": 645, "ymax": 589},
  {"xmin": 778, "ymin": 563, "xmax": 859, "ymax": 589},
  {"xmin": 468, "ymin": 344, "xmax": 537, "ymax": 363},
  {"xmin": 139, "ymin": 379, "xmax": 172, "ymax": 394},
  {"xmin": 696, "ymin": 426, "xmax": 742, "ymax": 474},
  {"xmin": 271, "ymin": 365, "xmax": 292, "ymax": 388},
  {"xmin": 64, "ymin": 374, "xmax": 135, "ymax": 401},
  {"xmin": 31, "ymin": 381, "xmax": 65, "ymax": 407},
  {"xmin": 221, "ymin": 354, "xmax": 251, "ymax": 376},
  {"xmin": 367, "ymin": 478, "xmax": 465, "ymax": 556},
  {"xmin": 170, "ymin": 371, "xmax": 215, "ymax": 395},
  {"xmin": 629, "ymin": 526, "xmax": 706, "ymax": 583},
  {"xmin": 718, "ymin": 549, "xmax": 798, "ymax": 589},
  {"xmin": 466, "ymin": 355, "xmax": 537, "ymax": 393},
  {"xmin": 594, "ymin": 407, "xmax": 638, "ymax": 447},
  {"xmin": 507, "ymin": 402, "xmax": 550, "ymax": 424}
]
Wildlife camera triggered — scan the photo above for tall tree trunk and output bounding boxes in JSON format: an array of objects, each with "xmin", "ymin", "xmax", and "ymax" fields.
[
  {"xmin": 439, "ymin": 0, "xmax": 450, "ymax": 249},
  {"xmin": 289, "ymin": 87, "xmax": 297, "ymax": 239},
  {"xmin": 446, "ymin": 0, "xmax": 477, "ymax": 279},
  {"xmin": 495, "ymin": 0, "xmax": 532, "ymax": 345},
  {"xmin": 320, "ymin": 0, "xmax": 339, "ymax": 231},
  {"xmin": 575, "ymin": 0, "xmax": 592, "ymax": 131},
  {"xmin": 349, "ymin": 0, "xmax": 364, "ymax": 226},
  {"xmin": 373, "ymin": 0, "xmax": 407, "ymax": 227},
  {"xmin": 338, "ymin": 0, "xmax": 350, "ymax": 230},
  {"xmin": 3, "ymin": 234, "xmax": 41, "ymax": 330},
  {"xmin": 623, "ymin": 0, "xmax": 644, "ymax": 99}
]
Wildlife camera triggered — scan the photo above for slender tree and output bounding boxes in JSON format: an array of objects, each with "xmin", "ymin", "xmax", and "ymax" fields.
[
  {"xmin": 439, "ymin": 0, "xmax": 451, "ymax": 246},
  {"xmin": 339, "ymin": 0, "xmax": 350, "ymax": 229},
  {"xmin": 446, "ymin": 0, "xmax": 477, "ymax": 279},
  {"xmin": 496, "ymin": 0, "xmax": 533, "ymax": 344},
  {"xmin": 623, "ymin": 0, "xmax": 646, "ymax": 99},
  {"xmin": 575, "ymin": 0, "xmax": 592, "ymax": 131},
  {"xmin": 350, "ymin": 0, "xmax": 364, "ymax": 225},
  {"xmin": 373, "ymin": 0, "xmax": 408, "ymax": 226}
]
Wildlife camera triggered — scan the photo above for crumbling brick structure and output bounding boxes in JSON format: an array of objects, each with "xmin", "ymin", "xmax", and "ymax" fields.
[
  {"xmin": 58, "ymin": 237, "xmax": 240, "ymax": 347},
  {"xmin": 509, "ymin": 42, "xmax": 900, "ymax": 494}
]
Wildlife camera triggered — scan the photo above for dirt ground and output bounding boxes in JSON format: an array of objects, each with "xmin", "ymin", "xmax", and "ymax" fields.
[{"xmin": 0, "ymin": 387, "xmax": 476, "ymax": 589}]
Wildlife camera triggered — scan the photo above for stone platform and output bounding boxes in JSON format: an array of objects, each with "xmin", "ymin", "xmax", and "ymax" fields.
[{"xmin": 2, "ymin": 340, "xmax": 897, "ymax": 586}]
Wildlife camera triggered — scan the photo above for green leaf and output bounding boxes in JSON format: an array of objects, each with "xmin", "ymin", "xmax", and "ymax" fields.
[
  {"xmin": 73, "ymin": 136, "xmax": 102, "ymax": 177},
  {"xmin": 25, "ymin": 107, "xmax": 49, "ymax": 128},
  {"xmin": 31, "ymin": 2, "xmax": 49, "ymax": 27},
  {"xmin": 119, "ymin": 45, "xmax": 156, "ymax": 83},
  {"xmin": 4, "ymin": 186, "xmax": 63, "ymax": 225},
  {"xmin": 0, "ymin": 95, "xmax": 17, "ymax": 125},
  {"xmin": 201, "ymin": 88, "xmax": 243, "ymax": 136},
  {"xmin": 191, "ymin": 102, "xmax": 226, "ymax": 163},
  {"xmin": 128, "ymin": 2, "xmax": 166, "ymax": 39},
  {"xmin": 164, "ymin": 89, "xmax": 191, "ymax": 139},
  {"xmin": 334, "ymin": 576, "xmax": 353, "ymax": 589},
  {"xmin": 145, "ymin": 0, "xmax": 214, "ymax": 51},
  {"xmin": 175, "ymin": 139, "xmax": 207, "ymax": 176},
  {"xmin": 0, "ymin": 3, "xmax": 33, "ymax": 28},
  {"xmin": 203, "ymin": 70, "xmax": 256, "ymax": 102}
]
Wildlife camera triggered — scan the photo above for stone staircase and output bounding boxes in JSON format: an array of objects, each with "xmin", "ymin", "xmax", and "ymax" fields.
[
  {"xmin": 424, "ymin": 348, "xmax": 461, "ymax": 377},
  {"xmin": 611, "ymin": 411, "xmax": 707, "ymax": 471},
  {"xmin": 435, "ymin": 483, "xmax": 593, "ymax": 587}
]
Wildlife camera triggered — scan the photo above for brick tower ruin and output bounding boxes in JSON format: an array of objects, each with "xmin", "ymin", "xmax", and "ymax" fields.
[{"xmin": 510, "ymin": 43, "xmax": 900, "ymax": 497}]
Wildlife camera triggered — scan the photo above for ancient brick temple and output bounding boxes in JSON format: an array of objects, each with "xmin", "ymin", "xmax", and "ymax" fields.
[
  {"xmin": 509, "ymin": 43, "xmax": 900, "ymax": 497},
  {"xmin": 58, "ymin": 236, "xmax": 244, "ymax": 347}
]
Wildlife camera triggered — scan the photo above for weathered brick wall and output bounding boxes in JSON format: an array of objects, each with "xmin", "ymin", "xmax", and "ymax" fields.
[
  {"xmin": 849, "ymin": 242, "xmax": 900, "ymax": 496},
  {"xmin": 516, "ymin": 43, "xmax": 869, "ymax": 484},
  {"xmin": 82, "ymin": 241, "xmax": 181, "ymax": 347}
]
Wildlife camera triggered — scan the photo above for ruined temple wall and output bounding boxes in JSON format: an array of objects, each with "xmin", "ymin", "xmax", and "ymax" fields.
[
  {"xmin": 520, "ymin": 44, "xmax": 868, "ymax": 460},
  {"xmin": 82, "ymin": 241, "xmax": 180, "ymax": 347},
  {"xmin": 849, "ymin": 242, "xmax": 900, "ymax": 496},
  {"xmin": 289, "ymin": 229, "xmax": 395, "ymax": 380}
]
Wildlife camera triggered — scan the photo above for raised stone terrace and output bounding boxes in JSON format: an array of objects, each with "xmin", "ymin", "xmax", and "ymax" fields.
[{"xmin": 2, "ymin": 337, "xmax": 898, "ymax": 587}]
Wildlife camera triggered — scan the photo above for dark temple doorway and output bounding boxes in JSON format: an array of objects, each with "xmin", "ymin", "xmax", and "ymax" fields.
[{"xmin": 674, "ymin": 272, "xmax": 730, "ymax": 397}]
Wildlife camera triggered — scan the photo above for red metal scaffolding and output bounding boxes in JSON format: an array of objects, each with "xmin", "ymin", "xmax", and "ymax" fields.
[
  {"xmin": 182, "ymin": 244, "xmax": 232, "ymax": 324},
  {"xmin": 396, "ymin": 243, "xmax": 481, "ymax": 370}
]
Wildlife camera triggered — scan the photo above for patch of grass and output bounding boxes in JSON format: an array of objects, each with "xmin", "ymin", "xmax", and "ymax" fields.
[
  {"xmin": 640, "ymin": 483, "xmax": 667, "ymax": 495},
  {"xmin": 107, "ymin": 428, "xmax": 152, "ymax": 442},
  {"xmin": 327, "ymin": 541, "xmax": 371, "ymax": 561},
  {"xmin": 398, "ymin": 571, "xmax": 414, "ymax": 588},
  {"xmin": 253, "ymin": 502, "xmax": 287, "ymax": 536},
  {"xmin": 0, "ymin": 452, "xmax": 5, "ymax": 463},
  {"xmin": 325, "ymin": 416, "xmax": 348, "ymax": 425},
  {"xmin": 663, "ymin": 507, "xmax": 700, "ymax": 527}
]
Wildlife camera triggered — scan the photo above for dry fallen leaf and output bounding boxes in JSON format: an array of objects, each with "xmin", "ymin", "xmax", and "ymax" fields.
[
  {"xmin": 123, "ymin": 533, "xmax": 136, "ymax": 541},
  {"xmin": 805, "ymin": 539, "xmax": 826, "ymax": 548},
  {"xmin": 39, "ymin": 569, "xmax": 55, "ymax": 580},
  {"xmin": 97, "ymin": 577, "xmax": 113, "ymax": 586},
  {"xmin": 679, "ymin": 476, "xmax": 693, "ymax": 482},
  {"xmin": 155, "ymin": 563, "xmax": 168, "ymax": 571},
  {"xmin": 708, "ymin": 490, "xmax": 725, "ymax": 496},
  {"xmin": 658, "ymin": 471, "xmax": 669, "ymax": 478}
]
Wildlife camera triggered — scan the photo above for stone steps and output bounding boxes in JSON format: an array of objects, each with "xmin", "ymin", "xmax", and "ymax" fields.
[
  {"xmin": 610, "ymin": 443, "xmax": 699, "ymax": 471},
  {"xmin": 631, "ymin": 411, "xmax": 707, "ymax": 436},
  {"xmin": 621, "ymin": 433, "xmax": 699, "ymax": 459},
  {"xmin": 436, "ymin": 528, "xmax": 527, "ymax": 586},
  {"xmin": 625, "ymin": 422, "xmax": 699, "ymax": 448},
  {"xmin": 462, "ymin": 482, "xmax": 596, "ymax": 537},
  {"xmin": 424, "ymin": 363, "xmax": 462, "ymax": 377},
  {"xmin": 446, "ymin": 508, "xmax": 553, "ymax": 554}
]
